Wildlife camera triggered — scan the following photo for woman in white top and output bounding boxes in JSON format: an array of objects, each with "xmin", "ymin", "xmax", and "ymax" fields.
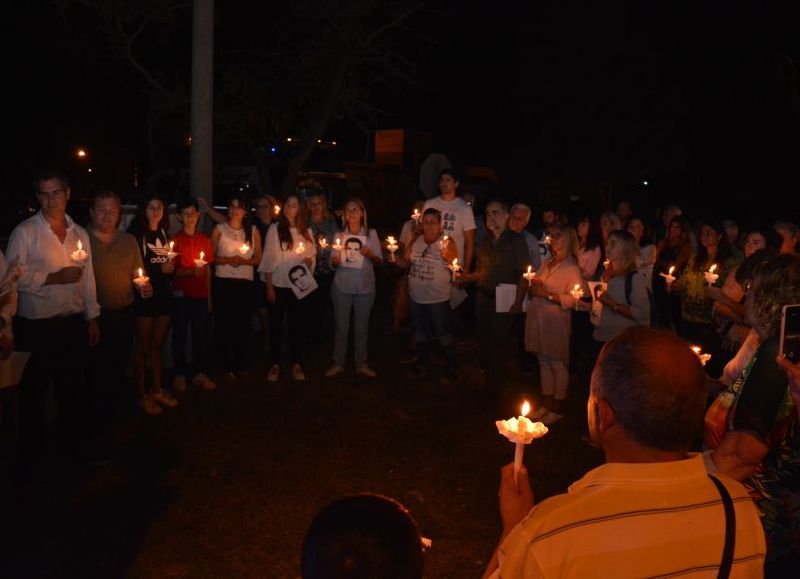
[
  {"xmin": 258, "ymin": 195, "xmax": 316, "ymax": 382},
  {"xmin": 211, "ymin": 195, "xmax": 262, "ymax": 382},
  {"xmin": 525, "ymin": 225, "xmax": 583, "ymax": 425},
  {"xmin": 325, "ymin": 198, "xmax": 383, "ymax": 378}
]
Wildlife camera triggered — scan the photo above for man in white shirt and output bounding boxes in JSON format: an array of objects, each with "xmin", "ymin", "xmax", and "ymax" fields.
[
  {"xmin": 423, "ymin": 168, "xmax": 476, "ymax": 273},
  {"xmin": 7, "ymin": 170, "xmax": 100, "ymax": 474}
]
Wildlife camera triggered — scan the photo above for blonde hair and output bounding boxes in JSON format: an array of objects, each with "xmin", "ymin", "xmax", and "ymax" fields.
[{"xmin": 553, "ymin": 224, "xmax": 580, "ymax": 262}]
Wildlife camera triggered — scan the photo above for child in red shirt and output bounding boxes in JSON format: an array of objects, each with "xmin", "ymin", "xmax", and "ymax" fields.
[{"xmin": 171, "ymin": 198, "xmax": 216, "ymax": 390}]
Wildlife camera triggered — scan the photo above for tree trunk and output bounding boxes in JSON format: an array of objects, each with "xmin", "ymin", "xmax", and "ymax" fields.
[{"xmin": 190, "ymin": 0, "xmax": 214, "ymax": 206}]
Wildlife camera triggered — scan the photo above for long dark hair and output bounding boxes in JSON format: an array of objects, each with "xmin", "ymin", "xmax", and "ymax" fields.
[
  {"xmin": 129, "ymin": 193, "xmax": 170, "ymax": 238},
  {"xmin": 277, "ymin": 195, "xmax": 312, "ymax": 250},
  {"xmin": 227, "ymin": 194, "xmax": 253, "ymax": 246},
  {"xmin": 692, "ymin": 219, "xmax": 732, "ymax": 271},
  {"xmin": 577, "ymin": 215, "xmax": 603, "ymax": 252}
]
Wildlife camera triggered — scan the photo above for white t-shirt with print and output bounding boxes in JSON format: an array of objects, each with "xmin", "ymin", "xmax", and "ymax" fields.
[
  {"xmin": 422, "ymin": 196, "xmax": 475, "ymax": 268},
  {"xmin": 408, "ymin": 234, "xmax": 452, "ymax": 304}
]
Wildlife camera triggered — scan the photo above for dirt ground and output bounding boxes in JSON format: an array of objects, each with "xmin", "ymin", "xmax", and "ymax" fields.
[{"xmin": 1, "ymin": 281, "xmax": 603, "ymax": 578}]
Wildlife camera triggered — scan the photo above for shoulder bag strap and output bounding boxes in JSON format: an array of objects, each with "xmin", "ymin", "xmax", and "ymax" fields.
[{"xmin": 708, "ymin": 474, "xmax": 736, "ymax": 579}]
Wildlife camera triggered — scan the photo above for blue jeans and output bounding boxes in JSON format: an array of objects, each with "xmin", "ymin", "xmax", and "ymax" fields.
[
  {"xmin": 409, "ymin": 299, "xmax": 456, "ymax": 371},
  {"xmin": 331, "ymin": 284, "xmax": 375, "ymax": 367}
]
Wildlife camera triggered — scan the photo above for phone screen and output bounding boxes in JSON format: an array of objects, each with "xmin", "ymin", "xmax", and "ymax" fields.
[{"xmin": 780, "ymin": 304, "xmax": 800, "ymax": 364}]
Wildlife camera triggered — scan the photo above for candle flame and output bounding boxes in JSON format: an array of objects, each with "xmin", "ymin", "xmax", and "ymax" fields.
[
  {"xmin": 452, "ymin": 258, "xmax": 458, "ymax": 266},
  {"xmin": 573, "ymin": 284, "xmax": 581, "ymax": 291},
  {"xmin": 387, "ymin": 236, "xmax": 396, "ymax": 244},
  {"xmin": 138, "ymin": 267, "xmax": 143, "ymax": 278},
  {"xmin": 691, "ymin": 345, "xmax": 701, "ymax": 354},
  {"xmin": 273, "ymin": 204, "xmax": 280, "ymax": 215},
  {"xmin": 170, "ymin": 241, "xmax": 174, "ymax": 250},
  {"xmin": 335, "ymin": 238, "xmax": 341, "ymax": 245},
  {"xmin": 77, "ymin": 240, "xmax": 82, "ymax": 251},
  {"xmin": 708, "ymin": 264, "xmax": 717, "ymax": 274},
  {"xmin": 527, "ymin": 265, "xmax": 532, "ymax": 274},
  {"xmin": 668, "ymin": 265, "xmax": 675, "ymax": 275},
  {"xmin": 199, "ymin": 251, "xmax": 205, "ymax": 260},
  {"xmin": 521, "ymin": 401, "xmax": 530, "ymax": 417}
]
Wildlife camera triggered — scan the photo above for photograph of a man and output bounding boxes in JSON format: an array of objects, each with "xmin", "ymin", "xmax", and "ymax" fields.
[
  {"xmin": 288, "ymin": 263, "xmax": 318, "ymax": 299},
  {"xmin": 340, "ymin": 236, "xmax": 366, "ymax": 269}
]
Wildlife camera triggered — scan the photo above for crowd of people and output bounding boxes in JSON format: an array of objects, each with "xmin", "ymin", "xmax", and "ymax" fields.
[{"xmin": 2, "ymin": 166, "xmax": 800, "ymax": 576}]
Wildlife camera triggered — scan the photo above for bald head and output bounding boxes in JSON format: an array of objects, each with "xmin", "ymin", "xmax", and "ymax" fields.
[{"xmin": 591, "ymin": 327, "xmax": 706, "ymax": 452}]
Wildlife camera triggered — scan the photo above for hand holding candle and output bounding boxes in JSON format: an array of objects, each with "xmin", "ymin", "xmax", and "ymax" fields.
[
  {"xmin": 295, "ymin": 241, "xmax": 306, "ymax": 255},
  {"xmin": 523, "ymin": 266, "xmax": 536, "ymax": 287},
  {"xmin": 386, "ymin": 236, "xmax": 398, "ymax": 262},
  {"xmin": 447, "ymin": 258, "xmax": 461, "ymax": 283},
  {"xmin": 570, "ymin": 283, "xmax": 584, "ymax": 310},
  {"xmin": 704, "ymin": 264, "xmax": 719, "ymax": 286},
  {"xmin": 273, "ymin": 204, "xmax": 281, "ymax": 217},
  {"xmin": 691, "ymin": 345, "xmax": 712, "ymax": 366},
  {"xmin": 133, "ymin": 267, "xmax": 150, "ymax": 296},
  {"xmin": 166, "ymin": 240, "xmax": 178, "ymax": 260},
  {"xmin": 659, "ymin": 265, "xmax": 676, "ymax": 286},
  {"xmin": 496, "ymin": 401, "xmax": 549, "ymax": 486},
  {"xmin": 237, "ymin": 242, "xmax": 251, "ymax": 257},
  {"xmin": 194, "ymin": 251, "xmax": 207, "ymax": 268},
  {"xmin": 318, "ymin": 237, "xmax": 329, "ymax": 250},
  {"xmin": 70, "ymin": 240, "xmax": 88, "ymax": 265},
  {"xmin": 439, "ymin": 234, "xmax": 449, "ymax": 252}
]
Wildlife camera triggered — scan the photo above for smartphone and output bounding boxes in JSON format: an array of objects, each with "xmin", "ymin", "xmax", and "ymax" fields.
[{"xmin": 779, "ymin": 304, "xmax": 800, "ymax": 364}]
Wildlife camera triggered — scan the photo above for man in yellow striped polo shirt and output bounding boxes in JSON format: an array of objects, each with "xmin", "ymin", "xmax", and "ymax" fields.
[{"xmin": 484, "ymin": 327, "xmax": 766, "ymax": 578}]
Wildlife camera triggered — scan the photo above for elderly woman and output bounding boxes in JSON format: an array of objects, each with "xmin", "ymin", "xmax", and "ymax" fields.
[
  {"xmin": 525, "ymin": 224, "xmax": 583, "ymax": 424},
  {"xmin": 704, "ymin": 253, "xmax": 800, "ymax": 569},
  {"xmin": 582, "ymin": 230, "xmax": 651, "ymax": 346}
]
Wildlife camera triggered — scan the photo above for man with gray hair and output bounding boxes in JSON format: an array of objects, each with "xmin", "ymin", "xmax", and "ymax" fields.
[
  {"xmin": 508, "ymin": 203, "xmax": 541, "ymax": 272},
  {"xmin": 484, "ymin": 327, "xmax": 766, "ymax": 578}
]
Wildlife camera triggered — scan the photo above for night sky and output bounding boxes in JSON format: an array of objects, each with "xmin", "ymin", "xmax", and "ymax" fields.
[{"xmin": 4, "ymin": 0, "xmax": 800, "ymax": 231}]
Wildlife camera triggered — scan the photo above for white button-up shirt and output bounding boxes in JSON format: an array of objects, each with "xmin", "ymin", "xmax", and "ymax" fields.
[{"xmin": 6, "ymin": 212, "xmax": 100, "ymax": 320}]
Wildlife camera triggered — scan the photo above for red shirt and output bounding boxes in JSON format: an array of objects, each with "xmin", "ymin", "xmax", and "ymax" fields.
[{"xmin": 171, "ymin": 230, "xmax": 213, "ymax": 299}]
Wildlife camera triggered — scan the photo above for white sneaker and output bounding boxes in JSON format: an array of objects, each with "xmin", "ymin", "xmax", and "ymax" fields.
[
  {"xmin": 267, "ymin": 364, "xmax": 280, "ymax": 382},
  {"xmin": 192, "ymin": 373, "xmax": 217, "ymax": 390},
  {"xmin": 172, "ymin": 375, "xmax": 187, "ymax": 391},
  {"xmin": 356, "ymin": 366, "xmax": 377, "ymax": 378},
  {"xmin": 291, "ymin": 364, "xmax": 306, "ymax": 382},
  {"xmin": 141, "ymin": 395, "xmax": 162, "ymax": 415},
  {"xmin": 325, "ymin": 365, "xmax": 345, "ymax": 377},
  {"xmin": 153, "ymin": 389, "xmax": 179, "ymax": 408}
]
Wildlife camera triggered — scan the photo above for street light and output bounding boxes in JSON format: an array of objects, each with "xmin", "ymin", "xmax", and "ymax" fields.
[{"xmin": 76, "ymin": 148, "xmax": 88, "ymax": 159}]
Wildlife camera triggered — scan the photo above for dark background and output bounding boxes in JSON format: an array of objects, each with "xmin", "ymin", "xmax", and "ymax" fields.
[{"xmin": 3, "ymin": 0, "xmax": 799, "ymax": 233}]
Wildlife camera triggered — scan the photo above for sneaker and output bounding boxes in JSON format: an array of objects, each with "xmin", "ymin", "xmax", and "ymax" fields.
[
  {"xmin": 439, "ymin": 370, "xmax": 462, "ymax": 386},
  {"xmin": 172, "ymin": 375, "xmax": 187, "ymax": 391},
  {"xmin": 153, "ymin": 389, "xmax": 179, "ymax": 408},
  {"xmin": 192, "ymin": 373, "xmax": 217, "ymax": 390},
  {"xmin": 267, "ymin": 364, "xmax": 280, "ymax": 382},
  {"xmin": 356, "ymin": 366, "xmax": 377, "ymax": 378},
  {"xmin": 325, "ymin": 365, "xmax": 345, "ymax": 377},
  {"xmin": 540, "ymin": 409, "xmax": 564, "ymax": 425},
  {"xmin": 140, "ymin": 395, "xmax": 162, "ymax": 415},
  {"xmin": 291, "ymin": 364, "xmax": 306, "ymax": 382}
]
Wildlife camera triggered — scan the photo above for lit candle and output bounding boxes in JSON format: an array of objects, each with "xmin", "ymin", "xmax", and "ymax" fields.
[
  {"xmin": 659, "ymin": 265, "xmax": 676, "ymax": 286},
  {"xmin": 691, "ymin": 345, "xmax": 712, "ymax": 366},
  {"xmin": 544, "ymin": 235, "xmax": 552, "ymax": 246},
  {"xmin": 332, "ymin": 238, "xmax": 343, "ymax": 251},
  {"xmin": 570, "ymin": 283, "xmax": 584, "ymax": 310},
  {"xmin": 447, "ymin": 258, "xmax": 461, "ymax": 283},
  {"xmin": 386, "ymin": 235, "xmax": 398, "ymax": 263},
  {"xmin": 133, "ymin": 267, "xmax": 149, "ymax": 293},
  {"xmin": 439, "ymin": 234, "xmax": 449, "ymax": 251},
  {"xmin": 194, "ymin": 250, "xmax": 207, "ymax": 268},
  {"xmin": 238, "ymin": 242, "xmax": 250, "ymax": 257},
  {"xmin": 704, "ymin": 264, "xmax": 719, "ymax": 286},
  {"xmin": 318, "ymin": 237, "xmax": 329, "ymax": 249},
  {"xmin": 166, "ymin": 240, "xmax": 178, "ymax": 259},
  {"xmin": 603, "ymin": 258, "xmax": 611, "ymax": 270},
  {"xmin": 496, "ymin": 401, "xmax": 549, "ymax": 486},
  {"xmin": 523, "ymin": 265, "xmax": 536, "ymax": 287},
  {"xmin": 295, "ymin": 241, "xmax": 306, "ymax": 255},
  {"xmin": 273, "ymin": 204, "xmax": 281, "ymax": 216},
  {"xmin": 70, "ymin": 239, "xmax": 88, "ymax": 265},
  {"xmin": 411, "ymin": 208, "xmax": 421, "ymax": 222}
]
